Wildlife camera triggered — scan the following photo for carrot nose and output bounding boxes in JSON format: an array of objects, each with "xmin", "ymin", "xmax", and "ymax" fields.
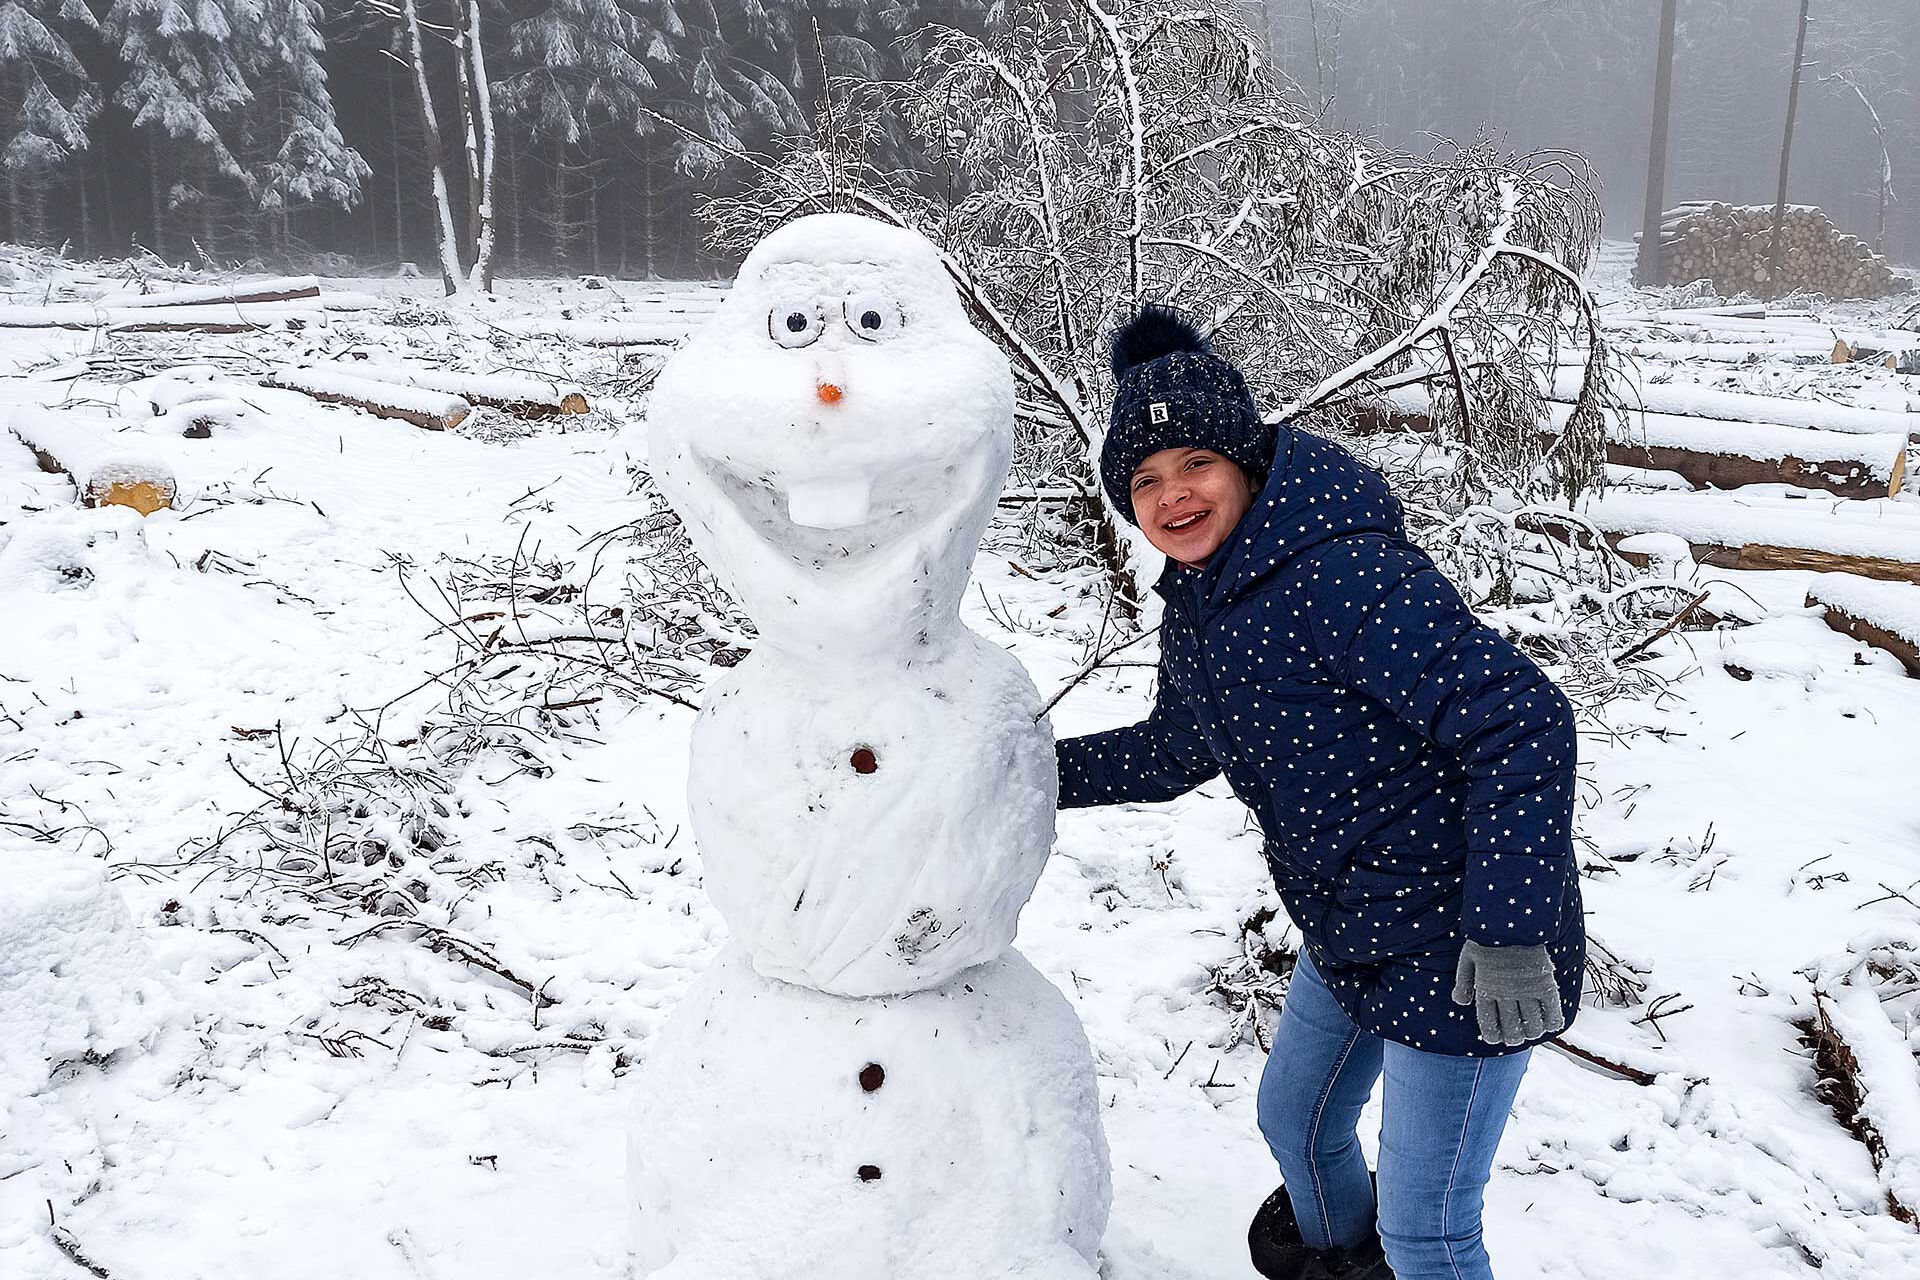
[{"xmin": 817, "ymin": 382, "xmax": 844, "ymax": 405}]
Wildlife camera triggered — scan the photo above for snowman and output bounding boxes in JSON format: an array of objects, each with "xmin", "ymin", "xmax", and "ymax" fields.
[{"xmin": 627, "ymin": 213, "xmax": 1110, "ymax": 1279}]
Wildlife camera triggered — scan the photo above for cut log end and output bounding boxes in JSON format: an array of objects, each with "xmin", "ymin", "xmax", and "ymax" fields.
[{"xmin": 87, "ymin": 477, "xmax": 175, "ymax": 516}]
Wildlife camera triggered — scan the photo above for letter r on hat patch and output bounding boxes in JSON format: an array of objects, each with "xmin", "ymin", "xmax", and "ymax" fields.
[{"xmin": 1149, "ymin": 402, "xmax": 1170, "ymax": 425}]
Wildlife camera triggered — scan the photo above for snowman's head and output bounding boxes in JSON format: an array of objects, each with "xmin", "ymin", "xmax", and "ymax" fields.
[{"xmin": 647, "ymin": 213, "xmax": 1014, "ymax": 660}]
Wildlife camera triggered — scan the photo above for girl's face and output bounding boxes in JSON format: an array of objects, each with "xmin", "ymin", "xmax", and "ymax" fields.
[{"xmin": 1129, "ymin": 447, "xmax": 1257, "ymax": 567}]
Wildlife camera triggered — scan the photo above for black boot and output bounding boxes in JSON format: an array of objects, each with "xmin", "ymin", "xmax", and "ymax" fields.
[{"xmin": 1247, "ymin": 1182, "xmax": 1393, "ymax": 1280}]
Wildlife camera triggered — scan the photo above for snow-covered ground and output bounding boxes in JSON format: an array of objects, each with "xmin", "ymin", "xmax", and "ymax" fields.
[{"xmin": 4, "ymin": 246, "xmax": 1920, "ymax": 1279}]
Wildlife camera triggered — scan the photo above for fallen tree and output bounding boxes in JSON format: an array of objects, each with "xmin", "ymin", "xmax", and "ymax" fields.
[
  {"xmin": 1358, "ymin": 388, "xmax": 1907, "ymax": 499},
  {"xmin": 1801, "ymin": 988, "xmax": 1920, "ymax": 1224},
  {"xmin": 100, "ymin": 275, "xmax": 322, "ymax": 308},
  {"xmin": 0, "ymin": 301, "xmax": 332, "ymax": 334},
  {"xmin": 263, "ymin": 368, "xmax": 472, "ymax": 431},
  {"xmin": 308, "ymin": 361, "xmax": 589, "ymax": 418},
  {"xmin": 1805, "ymin": 575, "xmax": 1920, "ymax": 677},
  {"xmin": 6, "ymin": 405, "xmax": 176, "ymax": 514},
  {"xmin": 1544, "ymin": 369, "xmax": 1919, "ymax": 442},
  {"xmin": 1582, "ymin": 491, "xmax": 1920, "ymax": 586}
]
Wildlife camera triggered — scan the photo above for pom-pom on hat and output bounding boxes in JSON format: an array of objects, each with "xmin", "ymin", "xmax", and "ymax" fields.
[{"xmin": 1101, "ymin": 304, "xmax": 1274, "ymax": 524}]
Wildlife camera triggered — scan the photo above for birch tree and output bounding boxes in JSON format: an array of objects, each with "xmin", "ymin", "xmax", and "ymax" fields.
[{"xmin": 709, "ymin": 0, "xmax": 1617, "ymax": 605}]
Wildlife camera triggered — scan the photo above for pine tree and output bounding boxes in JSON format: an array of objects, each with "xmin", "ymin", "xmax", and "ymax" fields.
[
  {"xmin": 107, "ymin": 0, "xmax": 365, "ymax": 252},
  {"xmin": 251, "ymin": 0, "xmax": 370, "ymax": 221},
  {"xmin": 0, "ymin": 0, "xmax": 101, "ymax": 241}
]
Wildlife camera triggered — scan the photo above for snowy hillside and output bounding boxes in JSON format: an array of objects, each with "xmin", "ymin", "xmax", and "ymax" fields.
[{"xmin": 4, "ymin": 246, "xmax": 1920, "ymax": 1279}]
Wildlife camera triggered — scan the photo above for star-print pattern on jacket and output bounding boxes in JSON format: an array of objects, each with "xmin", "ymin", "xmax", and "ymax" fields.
[{"xmin": 1057, "ymin": 425, "xmax": 1585, "ymax": 1057}]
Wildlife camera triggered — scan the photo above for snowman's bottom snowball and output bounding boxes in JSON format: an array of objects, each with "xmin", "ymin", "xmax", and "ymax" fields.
[{"xmin": 627, "ymin": 943, "xmax": 1110, "ymax": 1279}]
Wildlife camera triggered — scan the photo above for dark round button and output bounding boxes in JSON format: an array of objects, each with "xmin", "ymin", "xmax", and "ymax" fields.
[
  {"xmin": 857, "ymin": 1164, "xmax": 883, "ymax": 1182},
  {"xmin": 850, "ymin": 747, "xmax": 878, "ymax": 774},
  {"xmin": 859, "ymin": 1062, "xmax": 885, "ymax": 1092}
]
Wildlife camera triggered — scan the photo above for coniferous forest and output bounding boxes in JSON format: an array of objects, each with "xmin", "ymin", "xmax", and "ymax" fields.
[{"xmin": 0, "ymin": 1, "xmax": 1913, "ymax": 278}]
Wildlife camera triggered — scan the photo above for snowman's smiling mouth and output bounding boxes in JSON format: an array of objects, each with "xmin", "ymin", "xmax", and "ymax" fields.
[{"xmin": 700, "ymin": 452, "xmax": 951, "ymax": 567}]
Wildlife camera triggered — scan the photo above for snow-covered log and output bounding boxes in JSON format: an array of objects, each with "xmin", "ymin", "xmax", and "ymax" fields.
[
  {"xmin": 1558, "ymin": 405, "xmax": 1905, "ymax": 500},
  {"xmin": 1545, "ymin": 370, "xmax": 1920, "ymax": 442},
  {"xmin": 100, "ymin": 275, "xmax": 321, "ymax": 308},
  {"xmin": 131, "ymin": 375, "xmax": 260, "ymax": 437},
  {"xmin": 0, "ymin": 301, "xmax": 331, "ymax": 333},
  {"xmin": 1581, "ymin": 491, "xmax": 1920, "ymax": 585},
  {"xmin": 490, "ymin": 317, "xmax": 689, "ymax": 347},
  {"xmin": 1805, "ymin": 575, "xmax": 1920, "ymax": 677},
  {"xmin": 264, "ymin": 368, "xmax": 472, "ymax": 430},
  {"xmin": 1608, "ymin": 338, "xmax": 1842, "ymax": 364},
  {"xmin": 1355, "ymin": 388, "xmax": 1907, "ymax": 498},
  {"xmin": 309, "ymin": 361, "xmax": 588, "ymax": 417},
  {"xmin": 6, "ymin": 406, "xmax": 177, "ymax": 514},
  {"xmin": 1805, "ymin": 988, "xmax": 1920, "ymax": 1223}
]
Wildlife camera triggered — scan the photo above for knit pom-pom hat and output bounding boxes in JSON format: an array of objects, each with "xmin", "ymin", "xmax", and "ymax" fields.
[{"xmin": 1101, "ymin": 304, "xmax": 1274, "ymax": 524}]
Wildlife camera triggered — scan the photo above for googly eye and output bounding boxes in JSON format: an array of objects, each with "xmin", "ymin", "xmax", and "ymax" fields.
[
  {"xmin": 769, "ymin": 303, "xmax": 825, "ymax": 349},
  {"xmin": 843, "ymin": 292, "xmax": 903, "ymax": 343}
]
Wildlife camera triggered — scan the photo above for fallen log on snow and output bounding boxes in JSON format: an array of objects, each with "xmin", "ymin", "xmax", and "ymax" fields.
[
  {"xmin": 6, "ymin": 405, "xmax": 176, "ymax": 514},
  {"xmin": 1545, "ymin": 370, "xmax": 1920, "ymax": 442},
  {"xmin": 1581, "ymin": 491, "xmax": 1920, "ymax": 586},
  {"xmin": 1607, "ymin": 338, "xmax": 1841, "ymax": 365},
  {"xmin": 1552, "ymin": 403, "xmax": 1902, "ymax": 500},
  {"xmin": 1805, "ymin": 575, "xmax": 1920, "ymax": 677},
  {"xmin": 0, "ymin": 301, "xmax": 332, "ymax": 334},
  {"xmin": 309, "ymin": 361, "xmax": 588, "ymax": 417},
  {"xmin": 1802, "ymin": 989, "xmax": 1920, "ymax": 1224},
  {"xmin": 263, "ymin": 367, "xmax": 471, "ymax": 431},
  {"xmin": 490, "ymin": 317, "xmax": 690, "ymax": 347},
  {"xmin": 100, "ymin": 275, "xmax": 321, "ymax": 309},
  {"xmin": 1353, "ymin": 390, "xmax": 1907, "ymax": 499}
]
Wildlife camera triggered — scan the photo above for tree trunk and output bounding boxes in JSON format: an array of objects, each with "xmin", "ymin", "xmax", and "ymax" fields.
[
  {"xmin": 508, "ymin": 131, "xmax": 522, "ymax": 273},
  {"xmin": 456, "ymin": 9, "xmax": 479, "ymax": 260},
  {"xmin": 100, "ymin": 150, "xmax": 115, "ymax": 252},
  {"xmin": 1634, "ymin": 0, "xmax": 1679, "ymax": 289},
  {"xmin": 587, "ymin": 132, "xmax": 602, "ymax": 275},
  {"xmin": 388, "ymin": 64, "xmax": 405, "ymax": 265},
  {"xmin": 148, "ymin": 134, "xmax": 165, "ymax": 259},
  {"xmin": 638, "ymin": 129, "xmax": 655, "ymax": 279},
  {"xmin": 401, "ymin": 0, "xmax": 467, "ymax": 295},
  {"xmin": 1765, "ymin": 0, "xmax": 1812, "ymax": 295},
  {"xmin": 462, "ymin": 0, "xmax": 498, "ymax": 291},
  {"xmin": 550, "ymin": 135, "xmax": 571, "ymax": 271}
]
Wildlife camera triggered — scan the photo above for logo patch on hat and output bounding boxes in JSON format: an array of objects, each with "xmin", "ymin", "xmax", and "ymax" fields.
[{"xmin": 1149, "ymin": 402, "xmax": 1170, "ymax": 425}]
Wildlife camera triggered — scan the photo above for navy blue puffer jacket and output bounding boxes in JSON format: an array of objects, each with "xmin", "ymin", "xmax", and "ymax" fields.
[{"xmin": 1057, "ymin": 426, "xmax": 1584, "ymax": 1057}]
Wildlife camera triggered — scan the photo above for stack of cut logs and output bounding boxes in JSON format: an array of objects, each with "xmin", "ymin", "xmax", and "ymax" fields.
[{"xmin": 1648, "ymin": 203, "xmax": 1908, "ymax": 299}]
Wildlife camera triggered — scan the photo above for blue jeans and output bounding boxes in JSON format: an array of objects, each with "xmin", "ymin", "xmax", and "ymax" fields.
[{"xmin": 1256, "ymin": 951, "xmax": 1531, "ymax": 1280}]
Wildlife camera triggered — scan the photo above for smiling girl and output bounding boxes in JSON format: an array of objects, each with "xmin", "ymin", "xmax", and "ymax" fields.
[{"xmin": 1055, "ymin": 307, "xmax": 1584, "ymax": 1280}]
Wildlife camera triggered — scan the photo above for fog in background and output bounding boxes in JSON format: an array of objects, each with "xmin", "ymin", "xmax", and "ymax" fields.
[
  {"xmin": 1, "ymin": 0, "xmax": 1910, "ymax": 276},
  {"xmin": 1249, "ymin": 0, "xmax": 1918, "ymax": 263}
]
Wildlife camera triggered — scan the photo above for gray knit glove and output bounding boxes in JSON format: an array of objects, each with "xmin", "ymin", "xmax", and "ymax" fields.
[{"xmin": 1451, "ymin": 940, "xmax": 1566, "ymax": 1047}]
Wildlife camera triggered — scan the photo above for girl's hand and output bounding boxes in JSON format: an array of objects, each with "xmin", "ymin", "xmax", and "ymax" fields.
[{"xmin": 1450, "ymin": 940, "xmax": 1566, "ymax": 1047}]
